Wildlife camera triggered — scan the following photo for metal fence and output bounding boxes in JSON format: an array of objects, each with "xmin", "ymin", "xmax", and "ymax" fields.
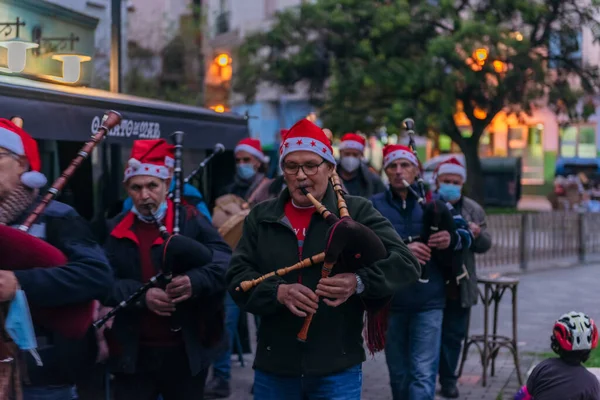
[{"xmin": 475, "ymin": 211, "xmax": 600, "ymax": 273}]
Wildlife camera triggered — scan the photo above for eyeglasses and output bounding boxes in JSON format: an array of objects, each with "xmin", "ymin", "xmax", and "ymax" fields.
[
  {"xmin": 282, "ymin": 160, "xmax": 325, "ymax": 176},
  {"xmin": 0, "ymin": 152, "xmax": 17, "ymax": 161}
]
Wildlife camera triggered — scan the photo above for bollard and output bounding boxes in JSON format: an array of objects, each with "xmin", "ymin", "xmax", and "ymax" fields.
[
  {"xmin": 519, "ymin": 213, "xmax": 529, "ymax": 270},
  {"xmin": 578, "ymin": 211, "xmax": 585, "ymax": 263}
]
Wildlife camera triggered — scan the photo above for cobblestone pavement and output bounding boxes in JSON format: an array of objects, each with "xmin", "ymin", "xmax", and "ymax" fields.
[{"xmin": 221, "ymin": 263, "xmax": 600, "ymax": 399}]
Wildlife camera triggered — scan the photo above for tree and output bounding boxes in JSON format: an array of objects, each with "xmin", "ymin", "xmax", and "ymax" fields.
[{"xmin": 234, "ymin": 0, "xmax": 600, "ymax": 203}]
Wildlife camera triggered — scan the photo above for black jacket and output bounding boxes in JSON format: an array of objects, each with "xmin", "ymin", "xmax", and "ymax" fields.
[
  {"xmin": 9, "ymin": 200, "xmax": 113, "ymax": 386},
  {"xmin": 337, "ymin": 162, "xmax": 386, "ymax": 198},
  {"xmin": 102, "ymin": 203, "xmax": 231, "ymax": 376}
]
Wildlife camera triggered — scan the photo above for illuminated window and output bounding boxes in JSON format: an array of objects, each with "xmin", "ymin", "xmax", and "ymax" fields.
[{"xmin": 560, "ymin": 124, "xmax": 597, "ymax": 158}]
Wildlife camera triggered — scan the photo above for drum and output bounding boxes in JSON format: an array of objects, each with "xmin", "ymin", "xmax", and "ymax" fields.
[
  {"xmin": 212, "ymin": 194, "xmax": 247, "ymax": 229},
  {"xmin": 218, "ymin": 208, "xmax": 251, "ymax": 249}
]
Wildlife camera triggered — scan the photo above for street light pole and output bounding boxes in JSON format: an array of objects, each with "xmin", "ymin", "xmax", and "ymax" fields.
[
  {"xmin": 110, "ymin": 0, "xmax": 122, "ymax": 93},
  {"xmin": 105, "ymin": 0, "xmax": 123, "ymax": 219}
]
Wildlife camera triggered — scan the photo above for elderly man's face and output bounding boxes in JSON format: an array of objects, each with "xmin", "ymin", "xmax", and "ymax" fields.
[
  {"xmin": 282, "ymin": 151, "xmax": 333, "ymax": 207},
  {"xmin": 437, "ymin": 173, "xmax": 464, "ymax": 187},
  {"xmin": 340, "ymin": 149, "xmax": 362, "ymax": 159},
  {"xmin": 125, "ymin": 175, "xmax": 170, "ymax": 216},
  {"xmin": 0, "ymin": 146, "xmax": 27, "ymax": 200},
  {"xmin": 235, "ymin": 150, "xmax": 262, "ymax": 171},
  {"xmin": 384, "ymin": 159, "xmax": 418, "ymax": 192}
]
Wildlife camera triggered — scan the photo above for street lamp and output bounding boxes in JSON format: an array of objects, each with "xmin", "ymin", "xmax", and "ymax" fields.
[
  {"xmin": 0, "ymin": 18, "xmax": 38, "ymax": 73},
  {"xmin": 51, "ymin": 54, "xmax": 92, "ymax": 83}
]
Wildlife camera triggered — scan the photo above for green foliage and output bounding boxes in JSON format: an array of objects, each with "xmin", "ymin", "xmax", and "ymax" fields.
[{"xmin": 234, "ymin": 0, "xmax": 600, "ymax": 201}]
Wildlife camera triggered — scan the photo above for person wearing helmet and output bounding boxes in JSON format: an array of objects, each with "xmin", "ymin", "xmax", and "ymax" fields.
[{"xmin": 514, "ymin": 311, "xmax": 600, "ymax": 400}]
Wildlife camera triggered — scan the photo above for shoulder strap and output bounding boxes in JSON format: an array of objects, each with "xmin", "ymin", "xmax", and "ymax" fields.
[{"xmin": 246, "ymin": 177, "xmax": 272, "ymax": 206}]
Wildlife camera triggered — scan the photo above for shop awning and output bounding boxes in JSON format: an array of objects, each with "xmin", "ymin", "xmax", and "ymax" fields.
[{"xmin": 0, "ymin": 76, "xmax": 248, "ymax": 150}]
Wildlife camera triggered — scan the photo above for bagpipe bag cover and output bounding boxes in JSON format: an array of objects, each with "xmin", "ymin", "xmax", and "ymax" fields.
[{"xmin": 0, "ymin": 225, "xmax": 94, "ymax": 339}]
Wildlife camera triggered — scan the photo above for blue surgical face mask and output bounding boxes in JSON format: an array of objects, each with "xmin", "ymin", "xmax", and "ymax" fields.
[
  {"xmin": 438, "ymin": 183, "xmax": 462, "ymax": 202},
  {"xmin": 237, "ymin": 164, "xmax": 256, "ymax": 180},
  {"xmin": 131, "ymin": 200, "xmax": 168, "ymax": 223},
  {"xmin": 5, "ymin": 289, "xmax": 43, "ymax": 366}
]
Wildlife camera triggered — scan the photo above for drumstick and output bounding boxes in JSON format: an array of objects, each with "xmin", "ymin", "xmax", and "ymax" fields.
[{"xmin": 236, "ymin": 252, "xmax": 326, "ymax": 292}]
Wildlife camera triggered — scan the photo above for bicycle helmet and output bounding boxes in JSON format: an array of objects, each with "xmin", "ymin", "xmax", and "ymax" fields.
[{"xmin": 551, "ymin": 311, "xmax": 598, "ymax": 352}]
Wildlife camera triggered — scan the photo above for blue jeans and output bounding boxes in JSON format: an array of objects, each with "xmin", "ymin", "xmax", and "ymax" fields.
[
  {"xmin": 438, "ymin": 299, "xmax": 470, "ymax": 389},
  {"xmin": 212, "ymin": 292, "xmax": 241, "ymax": 381},
  {"xmin": 23, "ymin": 385, "xmax": 76, "ymax": 400},
  {"xmin": 385, "ymin": 309, "xmax": 443, "ymax": 400},
  {"xmin": 254, "ymin": 365, "xmax": 362, "ymax": 400}
]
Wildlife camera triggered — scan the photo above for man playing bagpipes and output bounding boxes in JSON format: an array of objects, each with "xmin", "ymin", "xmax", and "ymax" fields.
[
  {"xmin": 0, "ymin": 119, "xmax": 113, "ymax": 399},
  {"xmin": 370, "ymin": 144, "xmax": 468, "ymax": 400},
  {"xmin": 432, "ymin": 157, "xmax": 492, "ymax": 399},
  {"xmin": 100, "ymin": 139, "xmax": 232, "ymax": 400},
  {"xmin": 226, "ymin": 119, "xmax": 420, "ymax": 400}
]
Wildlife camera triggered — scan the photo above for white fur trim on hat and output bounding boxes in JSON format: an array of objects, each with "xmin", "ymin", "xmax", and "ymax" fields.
[
  {"xmin": 279, "ymin": 137, "xmax": 336, "ymax": 167},
  {"xmin": 21, "ymin": 171, "xmax": 47, "ymax": 189},
  {"xmin": 235, "ymin": 143, "xmax": 268, "ymax": 163},
  {"xmin": 123, "ymin": 159, "xmax": 170, "ymax": 182},
  {"xmin": 383, "ymin": 149, "xmax": 418, "ymax": 169},
  {"xmin": 437, "ymin": 163, "xmax": 467, "ymax": 181},
  {"xmin": 338, "ymin": 140, "xmax": 365, "ymax": 152},
  {"xmin": 165, "ymin": 156, "xmax": 174, "ymax": 168},
  {"xmin": 0, "ymin": 127, "xmax": 25, "ymax": 155}
]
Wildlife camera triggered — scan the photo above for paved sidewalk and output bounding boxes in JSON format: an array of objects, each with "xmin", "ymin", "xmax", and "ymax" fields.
[{"xmin": 223, "ymin": 263, "xmax": 600, "ymax": 399}]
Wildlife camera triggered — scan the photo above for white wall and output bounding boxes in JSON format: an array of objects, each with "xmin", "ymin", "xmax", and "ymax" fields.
[
  {"xmin": 128, "ymin": 0, "xmax": 191, "ymax": 52},
  {"xmin": 43, "ymin": 0, "xmax": 130, "ymax": 88},
  {"xmin": 207, "ymin": 0, "xmax": 304, "ymax": 39}
]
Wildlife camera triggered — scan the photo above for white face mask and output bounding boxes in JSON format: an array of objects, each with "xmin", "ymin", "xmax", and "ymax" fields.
[{"xmin": 340, "ymin": 156, "xmax": 360, "ymax": 173}]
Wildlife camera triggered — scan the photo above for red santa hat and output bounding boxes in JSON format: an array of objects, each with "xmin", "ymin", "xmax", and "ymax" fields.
[
  {"xmin": 339, "ymin": 133, "xmax": 366, "ymax": 153},
  {"xmin": 435, "ymin": 157, "xmax": 467, "ymax": 182},
  {"xmin": 234, "ymin": 138, "xmax": 269, "ymax": 164},
  {"xmin": 0, "ymin": 119, "xmax": 47, "ymax": 189},
  {"xmin": 123, "ymin": 139, "xmax": 175, "ymax": 182},
  {"xmin": 382, "ymin": 144, "xmax": 418, "ymax": 169},
  {"xmin": 279, "ymin": 119, "xmax": 336, "ymax": 167}
]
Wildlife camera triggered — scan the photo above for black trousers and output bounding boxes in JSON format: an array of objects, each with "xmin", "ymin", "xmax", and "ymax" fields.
[
  {"xmin": 438, "ymin": 299, "xmax": 471, "ymax": 389},
  {"xmin": 113, "ymin": 345, "xmax": 208, "ymax": 400}
]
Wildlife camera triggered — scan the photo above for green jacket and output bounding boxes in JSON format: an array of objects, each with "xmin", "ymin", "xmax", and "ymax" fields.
[{"xmin": 226, "ymin": 184, "xmax": 420, "ymax": 377}]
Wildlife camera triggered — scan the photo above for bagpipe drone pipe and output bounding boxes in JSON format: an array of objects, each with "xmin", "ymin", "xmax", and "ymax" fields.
[
  {"xmin": 237, "ymin": 171, "xmax": 391, "ymax": 354},
  {"xmin": 0, "ymin": 111, "xmax": 122, "ymax": 340},
  {"xmin": 93, "ymin": 132, "xmax": 218, "ymax": 331},
  {"xmin": 401, "ymin": 118, "xmax": 465, "ymax": 286}
]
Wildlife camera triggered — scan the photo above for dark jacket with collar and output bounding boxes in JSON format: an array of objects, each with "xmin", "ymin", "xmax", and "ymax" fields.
[
  {"xmin": 8, "ymin": 199, "xmax": 113, "ymax": 386},
  {"xmin": 336, "ymin": 162, "xmax": 386, "ymax": 199},
  {"xmin": 370, "ymin": 188, "xmax": 459, "ymax": 312},
  {"xmin": 226, "ymin": 184, "xmax": 420, "ymax": 377},
  {"xmin": 102, "ymin": 201, "xmax": 231, "ymax": 376}
]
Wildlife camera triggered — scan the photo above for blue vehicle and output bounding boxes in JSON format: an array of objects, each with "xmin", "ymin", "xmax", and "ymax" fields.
[{"xmin": 555, "ymin": 157, "xmax": 600, "ymax": 180}]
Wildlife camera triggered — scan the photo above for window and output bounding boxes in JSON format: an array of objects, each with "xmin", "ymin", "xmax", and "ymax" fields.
[
  {"xmin": 559, "ymin": 124, "xmax": 597, "ymax": 158},
  {"xmin": 507, "ymin": 124, "xmax": 545, "ymax": 184}
]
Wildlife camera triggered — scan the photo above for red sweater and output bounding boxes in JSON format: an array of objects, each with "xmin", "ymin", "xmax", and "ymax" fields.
[
  {"xmin": 135, "ymin": 219, "xmax": 182, "ymax": 347},
  {"xmin": 284, "ymin": 200, "xmax": 315, "ymax": 284}
]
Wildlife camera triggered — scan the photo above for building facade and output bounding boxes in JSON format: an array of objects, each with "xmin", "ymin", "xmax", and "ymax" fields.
[
  {"xmin": 205, "ymin": 0, "xmax": 317, "ymax": 151},
  {"xmin": 44, "ymin": 0, "xmax": 131, "ymax": 88}
]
